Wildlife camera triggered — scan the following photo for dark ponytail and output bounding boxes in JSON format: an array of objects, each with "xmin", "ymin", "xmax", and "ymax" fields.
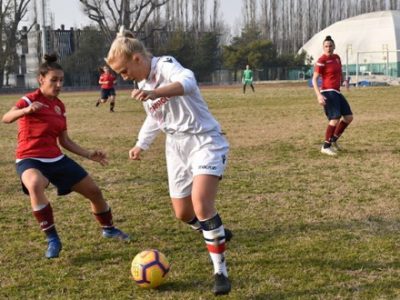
[
  {"xmin": 323, "ymin": 35, "xmax": 335, "ymax": 44},
  {"xmin": 39, "ymin": 53, "xmax": 63, "ymax": 76}
]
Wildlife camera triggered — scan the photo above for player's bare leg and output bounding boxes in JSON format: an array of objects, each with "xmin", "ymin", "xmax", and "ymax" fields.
[
  {"xmin": 72, "ymin": 176, "xmax": 130, "ymax": 241},
  {"xmin": 109, "ymin": 95, "xmax": 116, "ymax": 112},
  {"xmin": 22, "ymin": 169, "xmax": 62, "ymax": 258}
]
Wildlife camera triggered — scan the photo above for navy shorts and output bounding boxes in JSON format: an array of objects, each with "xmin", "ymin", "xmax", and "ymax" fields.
[
  {"xmin": 16, "ymin": 156, "xmax": 88, "ymax": 196},
  {"xmin": 322, "ymin": 91, "xmax": 353, "ymax": 120},
  {"xmin": 101, "ymin": 88, "xmax": 116, "ymax": 100}
]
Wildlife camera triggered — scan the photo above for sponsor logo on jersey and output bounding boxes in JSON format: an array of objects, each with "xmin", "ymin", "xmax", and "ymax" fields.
[
  {"xmin": 164, "ymin": 57, "xmax": 173, "ymax": 63},
  {"xmin": 149, "ymin": 97, "xmax": 170, "ymax": 113}
]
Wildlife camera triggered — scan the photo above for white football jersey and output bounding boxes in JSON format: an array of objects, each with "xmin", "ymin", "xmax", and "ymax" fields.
[{"xmin": 135, "ymin": 56, "xmax": 222, "ymax": 150}]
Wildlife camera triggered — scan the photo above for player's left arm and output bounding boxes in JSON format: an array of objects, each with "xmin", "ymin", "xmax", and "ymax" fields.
[{"xmin": 58, "ymin": 131, "xmax": 108, "ymax": 165}]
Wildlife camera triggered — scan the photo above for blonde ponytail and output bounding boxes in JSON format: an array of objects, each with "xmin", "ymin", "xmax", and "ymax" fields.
[{"xmin": 106, "ymin": 26, "xmax": 151, "ymax": 64}]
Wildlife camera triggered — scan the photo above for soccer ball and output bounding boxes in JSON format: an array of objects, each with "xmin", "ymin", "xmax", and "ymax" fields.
[{"xmin": 131, "ymin": 249, "xmax": 170, "ymax": 288}]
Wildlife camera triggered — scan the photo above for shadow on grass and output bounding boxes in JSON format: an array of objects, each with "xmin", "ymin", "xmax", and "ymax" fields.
[
  {"xmin": 229, "ymin": 218, "xmax": 400, "ymax": 298},
  {"xmin": 252, "ymin": 278, "xmax": 400, "ymax": 299}
]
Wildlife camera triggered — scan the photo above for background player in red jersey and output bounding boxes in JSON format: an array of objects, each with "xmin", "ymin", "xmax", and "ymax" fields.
[
  {"xmin": 2, "ymin": 54, "xmax": 129, "ymax": 259},
  {"xmin": 95, "ymin": 65, "xmax": 117, "ymax": 112},
  {"xmin": 312, "ymin": 35, "xmax": 353, "ymax": 156}
]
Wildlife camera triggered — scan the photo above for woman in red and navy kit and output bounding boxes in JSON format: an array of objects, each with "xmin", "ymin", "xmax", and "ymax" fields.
[
  {"xmin": 95, "ymin": 65, "xmax": 117, "ymax": 112},
  {"xmin": 2, "ymin": 54, "xmax": 129, "ymax": 259},
  {"xmin": 312, "ymin": 35, "xmax": 353, "ymax": 156}
]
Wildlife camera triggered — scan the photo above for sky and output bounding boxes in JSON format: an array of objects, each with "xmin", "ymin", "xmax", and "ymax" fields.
[{"xmin": 40, "ymin": 0, "xmax": 243, "ymax": 30}]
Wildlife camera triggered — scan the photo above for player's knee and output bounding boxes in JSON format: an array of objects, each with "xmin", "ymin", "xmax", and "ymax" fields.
[
  {"xmin": 24, "ymin": 177, "xmax": 46, "ymax": 195},
  {"xmin": 174, "ymin": 211, "xmax": 192, "ymax": 222},
  {"xmin": 344, "ymin": 115, "xmax": 353, "ymax": 124}
]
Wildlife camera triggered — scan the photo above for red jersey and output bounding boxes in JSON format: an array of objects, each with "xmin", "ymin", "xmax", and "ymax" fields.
[
  {"xmin": 15, "ymin": 89, "xmax": 67, "ymax": 159},
  {"xmin": 99, "ymin": 73, "xmax": 116, "ymax": 89},
  {"xmin": 315, "ymin": 54, "xmax": 342, "ymax": 91}
]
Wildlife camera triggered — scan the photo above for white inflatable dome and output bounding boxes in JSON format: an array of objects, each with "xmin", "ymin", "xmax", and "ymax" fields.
[{"xmin": 299, "ymin": 10, "xmax": 400, "ymax": 77}]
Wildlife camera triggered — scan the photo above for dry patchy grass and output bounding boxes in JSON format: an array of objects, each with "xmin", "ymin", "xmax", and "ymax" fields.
[{"xmin": 1, "ymin": 83, "xmax": 400, "ymax": 299}]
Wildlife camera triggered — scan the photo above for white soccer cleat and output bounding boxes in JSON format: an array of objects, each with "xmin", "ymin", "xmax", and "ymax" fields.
[{"xmin": 321, "ymin": 146, "xmax": 337, "ymax": 156}]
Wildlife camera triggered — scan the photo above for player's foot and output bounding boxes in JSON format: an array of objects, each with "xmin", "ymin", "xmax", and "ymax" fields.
[
  {"xmin": 110, "ymin": 109, "xmax": 114, "ymax": 112},
  {"xmin": 331, "ymin": 141, "xmax": 342, "ymax": 151},
  {"xmin": 95, "ymin": 101, "xmax": 100, "ymax": 107},
  {"xmin": 213, "ymin": 273, "xmax": 231, "ymax": 296},
  {"xmin": 45, "ymin": 238, "xmax": 62, "ymax": 259},
  {"xmin": 321, "ymin": 146, "xmax": 337, "ymax": 156},
  {"xmin": 102, "ymin": 227, "xmax": 130, "ymax": 241}
]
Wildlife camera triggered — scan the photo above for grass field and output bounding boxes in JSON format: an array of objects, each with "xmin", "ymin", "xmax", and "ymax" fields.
[{"xmin": 1, "ymin": 83, "xmax": 400, "ymax": 299}]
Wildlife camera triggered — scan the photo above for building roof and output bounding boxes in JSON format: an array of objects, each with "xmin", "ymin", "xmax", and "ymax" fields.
[{"xmin": 299, "ymin": 10, "xmax": 400, "ymax": 65}]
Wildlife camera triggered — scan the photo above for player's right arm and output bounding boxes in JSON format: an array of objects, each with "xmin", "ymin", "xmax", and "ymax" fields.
[
  {"xmin": 2, "ymin": 102, "xmax": 47, "ymax": 123},
  {"xmin": 129, "ymin": 146, "xmax": 142, "ymax": 160},
  {"xmin": 130, "ymin": 115, "xmax": 161, "ymax": 160},
  {"xmin": 312, "ymin": 71, "xmax": 326, "ymax": 106}
]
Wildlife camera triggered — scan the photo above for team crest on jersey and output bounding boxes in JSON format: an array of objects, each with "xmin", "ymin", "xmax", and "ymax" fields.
[{"xmin": 54, "ymin": 105, "xmax": 62, "ymax": 115}]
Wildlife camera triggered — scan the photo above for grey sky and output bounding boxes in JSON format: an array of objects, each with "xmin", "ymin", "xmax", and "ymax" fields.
[{"xmin": 44, "ymin": 0, "xmax": 243, "ymax": 30}]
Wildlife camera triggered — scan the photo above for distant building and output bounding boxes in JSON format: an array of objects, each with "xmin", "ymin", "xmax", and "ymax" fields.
[{"xmin": 13, "ymin": 24, "xmax": 84, "ymax": 88}]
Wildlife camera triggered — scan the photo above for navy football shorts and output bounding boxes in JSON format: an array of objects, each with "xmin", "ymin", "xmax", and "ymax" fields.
[
  {"xmin": 322, "ymin": 90, "xmax": 353, "ymax": 120},
  {"xmin": 101, "ymin": 88, "xmax": 116, "ymax": 100},
  {"xmin": 16, "ymin": 156, "xmax": 88, "ymax": 196}
]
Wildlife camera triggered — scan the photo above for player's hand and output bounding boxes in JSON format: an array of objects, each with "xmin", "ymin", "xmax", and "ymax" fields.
[
  {"xmin": 131, "ymin": 89, "xmax": 156, "ymax": 101},
  {"xmin": 87, "ymin": 150, "xmax": 108, "ymax": 166},
  {"xmin": 129, "ymin": 146, "xmax": 142, "ymax": 160},
  {"xmin": 24, "ymin": 102, "xmax": 49, "ymax": 114},
  {"xmin": 317, "ymin": 94, "xmax": 326, "ymax": 106}
]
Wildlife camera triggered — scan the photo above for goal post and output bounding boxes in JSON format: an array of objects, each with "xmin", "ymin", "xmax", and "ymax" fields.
[{"xmin": 355, "ymin": 49, "xmax": 400, "ymax": 86}]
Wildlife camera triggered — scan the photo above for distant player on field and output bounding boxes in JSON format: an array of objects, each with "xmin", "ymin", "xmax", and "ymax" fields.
[
  {"xmin": 2, "ymin": 54, "xmax": 129, "ymax": 259},
  {"xmin": 95, "ymin": 65, "xmax": 117, "ymax": 112},
  {"xmin": 312, "ymin": 35, "xmax": 353, "ymax": 156},
  {"xmin": 106, "ymin": 27, "xmax": 232, "ymax": 296},
  {"xmin": 242, "ymin": 64, "xmax": 255, "ymax": 93}
]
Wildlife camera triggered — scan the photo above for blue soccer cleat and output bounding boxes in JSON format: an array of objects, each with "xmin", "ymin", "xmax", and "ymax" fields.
[
  {"xmin": 102, "ymin": 227, "xmax": 130, "ymax": 241},
  {"xmin": 45, "ymin": 238, "xmax": 62, "ymax": 259}
]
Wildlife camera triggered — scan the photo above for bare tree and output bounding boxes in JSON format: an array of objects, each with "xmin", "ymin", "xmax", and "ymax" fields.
[
  {"xmin": 79, "ymin": 0, "xmax": 169, "ymax": 44},
  {"xmin": 0, "ymin": 0, "xmax": 32, "ymax": 88}
]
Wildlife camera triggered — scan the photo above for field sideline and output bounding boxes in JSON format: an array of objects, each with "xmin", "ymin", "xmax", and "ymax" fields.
[{"xmin": 1, "ymin": 83, "xmax": 400, "ymax": 299}]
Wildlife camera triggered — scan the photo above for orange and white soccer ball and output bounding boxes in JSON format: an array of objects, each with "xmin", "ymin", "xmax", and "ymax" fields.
[{"xmin": 131, "ymin": 249, "xmax": 170, "ymax": 288}]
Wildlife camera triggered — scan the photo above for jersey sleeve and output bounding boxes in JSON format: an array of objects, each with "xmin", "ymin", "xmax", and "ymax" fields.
[
  {"xmin": 159, "ymin": 56, "xmax": 197, "ymax": 94},
  {"xmin": 314, "ymin": 57, "xmax": 325, "ymax": 74},
  {"xmin": 15, "ymin": 97, "xmax": 31, "ymax": 109},
  {"xmin": 135, "ymin": 115, "xmax": 161, "ymax": 150}
]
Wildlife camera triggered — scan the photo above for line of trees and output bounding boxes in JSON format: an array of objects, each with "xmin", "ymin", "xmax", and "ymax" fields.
[{"xmin": 0, "ymin": 0, "xmax": 31, "ymax": 88}]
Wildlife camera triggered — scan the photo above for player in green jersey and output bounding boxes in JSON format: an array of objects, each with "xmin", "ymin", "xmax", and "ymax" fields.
[{"xmin": 242, "ymin": 65, "xmax": 255, "ymax": 93}]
